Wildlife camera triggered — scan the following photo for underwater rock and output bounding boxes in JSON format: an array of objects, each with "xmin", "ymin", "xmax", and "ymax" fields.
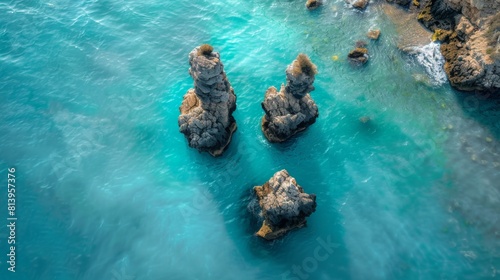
[
  {"xmin": 178, "ymin": 45, "xmax": 237, "ymax": 157},
  {"xmin": 252, "ymin": 169, "xmax": 317, "ymax": 240},
  {"xmin": 352, "ymin": 0, "xmax": 369, "ymax": 10},
  {"xmin": 367, "ymin": 29, "xmax": 381, "ymax": 40},
  {"xmin": 261, "ymin": 54, "xmax": 319, "ymax": 143},
  {"xmin": 348, "ymin": 47, "xmax": 369, "ymax": 64},
  {"xmin": 306, "ymin": 0, "xmax": 322, "ymax": 10}
]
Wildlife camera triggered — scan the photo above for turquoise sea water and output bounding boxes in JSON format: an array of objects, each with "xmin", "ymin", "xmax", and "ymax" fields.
[{"xmin": 1, "ymin": 0, "xmax": 499, "ymax": 279}]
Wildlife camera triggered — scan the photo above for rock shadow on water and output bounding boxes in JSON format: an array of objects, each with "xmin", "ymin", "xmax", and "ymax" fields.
[{"xmin": 453, "ymin": 89, "xmax": 500, "ymax": 139}]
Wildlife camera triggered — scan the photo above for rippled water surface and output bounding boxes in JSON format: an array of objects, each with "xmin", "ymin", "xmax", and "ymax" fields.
[{"xmin": 0, "ymin": 0, "xmax": 499, "ymax": 279}]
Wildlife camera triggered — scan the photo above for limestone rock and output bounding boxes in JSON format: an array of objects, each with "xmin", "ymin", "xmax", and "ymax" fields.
[
  {"xmin": 178, "ymin": 45, "xmax": 237, "ymax": 156},
  {"xmin": 261, "ymin": 54, "xmax": 319, "ymax": 143},
  {"xmin": 252, "ymin": 170, "xmax": 317, "ymax": 240},
  {"xmin": 348, "ymin": 47, "xmax": 369, "ymax": 64},
  {"xmin": 306, "ymin": 0, "xmax": 322, "ymax": 10}
]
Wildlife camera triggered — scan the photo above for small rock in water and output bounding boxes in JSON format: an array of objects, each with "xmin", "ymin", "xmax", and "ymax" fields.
[
  {"xmin": 178, "ymin": 45, "xmax": 237, "ymax": 157},
  {"xmin": 306, "ymin": 0, "xmax": 322, "ymax": 10},
  {"xmin": 352, "ymin": 0, "xmax": 369, "ymax": 9},
  {"xmin": 367, "ymin": 29, "xmax": 381, "ymax": 40},
  {"xmin": 348, "ymin": 47, "xmax": 369, "ymax": 65},
  {"xmin": 251, "ymin": 170, "xmax": 317, "ymax": 240}
]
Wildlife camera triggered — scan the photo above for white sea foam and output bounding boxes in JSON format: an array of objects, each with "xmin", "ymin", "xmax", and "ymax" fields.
[{"xmin": 409, "ymin": 42, "xmax": 448, "ymax": 86}]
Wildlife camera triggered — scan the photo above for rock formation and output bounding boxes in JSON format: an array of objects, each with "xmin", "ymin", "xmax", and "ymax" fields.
[
  {"xmin": 415, "ymin": 0, "xmax": 500, "ymax": 92},
  {"xmin": 261, "ymin": 54, "xmax": 319, "ymax": 143},
  {"xmin": 306, "ymin": 0, "xmax": 322, "ymax": 10},
  {"xmin": 348, "ymin": 47, "xmax": 369, "ymax": 64},
  {"xmin": 178, "ymin": 45, "xmax": 237, "ymax": 156},
  {"xmin": 352, "ymin": 0, "xmax": 370, "ymax": 10},
  {"xmin": 367, "ymin": 29, "xmax": 381, "ymax": 40},
  {"xmin": 251, "ymin": 170, "xmax": 317, "ymax": 240}
]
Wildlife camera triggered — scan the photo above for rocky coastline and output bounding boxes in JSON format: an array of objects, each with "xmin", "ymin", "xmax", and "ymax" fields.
[{"xmin": 391, "ymin": 0, "xmax": 499, "ymax": 92}]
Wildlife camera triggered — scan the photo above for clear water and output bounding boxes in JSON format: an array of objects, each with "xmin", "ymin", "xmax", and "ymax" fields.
[{"xmin": 0, "ymin": 0, "xmax": 499, "ymax": 279}]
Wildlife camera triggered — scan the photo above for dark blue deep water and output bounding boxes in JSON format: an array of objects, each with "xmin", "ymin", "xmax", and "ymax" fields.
[{"xmin": 0, "ymin": 0, "xmax": 499, "ymax": 279}]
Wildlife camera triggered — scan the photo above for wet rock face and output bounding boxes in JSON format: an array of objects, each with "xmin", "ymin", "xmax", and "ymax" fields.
[
  {"xmin": 261, "ymin": 54, "xmax": 319, "ymax": 143},
  {"xmin": 252, "ymin": 170, "xmax": 317, "ymax": 240},
  {"xmin": 178, "ymin": 45, "xmax": 237, "ymax": 156},
  {"xmin": 306, "ymin": 0, "xmax": 322, "ymax": 10}
]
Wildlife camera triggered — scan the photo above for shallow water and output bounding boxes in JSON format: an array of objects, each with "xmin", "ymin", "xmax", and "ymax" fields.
[{"xmin": 0, "ymin": 0, "xmax": 499, "ymax": 279}]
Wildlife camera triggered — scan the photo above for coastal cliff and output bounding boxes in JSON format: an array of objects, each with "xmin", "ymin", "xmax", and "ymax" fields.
[
  {"xmin": 178, "ymin": 45, "xmax": 237, "ymax": 156},
  {"xmin": 416, "ymin": 0, "xmax": 499, "ymax": 92}
]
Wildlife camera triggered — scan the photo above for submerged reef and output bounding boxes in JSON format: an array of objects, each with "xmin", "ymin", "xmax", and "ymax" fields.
[
  {"xmin": 178, "ymin": 45, "xmax": 237, "ymax": 157},
  {"xmin": 261, "ymin": 54, "xmax": 319, "ymax": 143},
  {"xmin": 386, "ymin": 0, "xmax": 500, "ymax": 92},
  {"xmin": 251, "ymin": 170, "xmax": 317, "ymax": 240}
]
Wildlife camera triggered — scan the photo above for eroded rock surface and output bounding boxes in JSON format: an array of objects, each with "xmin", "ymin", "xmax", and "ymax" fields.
[
  {"xmin": 261, "ymin": 54, "xmax": 319, "ymax": 143},
  {"xmin": 178, "ymin": 45, "xmax": 237, "ymax": 156},
  {"xmin": 252, "ymin": 170, "xmax": 317, "ymax": 240},
  {"xmin": 416, "ymin": 0, "xmax": 500, "ymax": 92}
]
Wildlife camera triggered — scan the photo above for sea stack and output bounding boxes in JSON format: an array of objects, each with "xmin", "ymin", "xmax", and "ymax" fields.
[
  {"xmin": 252, "ymin": 170, "xmax": 317, "ymax": 240},
  {"xmin": 178, "ymin": 45, "xmax": 237, "ymax": 157},
  {"xmin": 261, "ymin": 54, "xmax": 319, "ymax": 143}
]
